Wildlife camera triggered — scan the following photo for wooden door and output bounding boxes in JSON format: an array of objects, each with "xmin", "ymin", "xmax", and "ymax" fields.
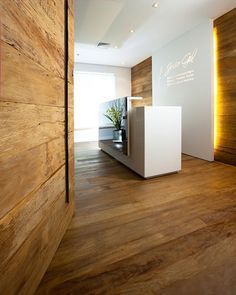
[{"xmin": 0, "ymin": 0, "xmax": 74, "ymax": 293}]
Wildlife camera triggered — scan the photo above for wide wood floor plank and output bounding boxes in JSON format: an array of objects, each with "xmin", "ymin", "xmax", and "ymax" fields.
[{"xmin": 36, "ymin": 142, "xmax": 236, "ymax": 294}]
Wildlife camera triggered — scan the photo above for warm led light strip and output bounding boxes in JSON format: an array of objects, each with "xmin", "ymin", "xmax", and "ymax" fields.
[{"xmin": 213, "ymin": 28, "xmax": 218, "ymax": 149}]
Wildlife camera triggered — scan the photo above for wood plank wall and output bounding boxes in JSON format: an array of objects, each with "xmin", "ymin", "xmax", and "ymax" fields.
[
  {"xmin": 214, "ymin": 8, "xmax": 236, "ymax": 166},
  {"xmin": 131, "ymin": 57, "xmax": 152, "ymax": 107},
  {"xmin": 0, "ymin": 0, "xmax": 74, "ymax": 294}
]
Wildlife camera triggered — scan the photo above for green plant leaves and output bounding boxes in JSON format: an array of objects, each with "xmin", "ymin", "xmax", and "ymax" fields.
[{"xmin": 104, "ymin": 101, "xmax": 124, "ymax": 130}]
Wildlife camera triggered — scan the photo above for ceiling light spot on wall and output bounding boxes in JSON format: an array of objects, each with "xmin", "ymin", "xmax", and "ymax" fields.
[
  {"xmin": 152, "ymin": 2, "xmax": 159, "ymax": 8},
  {"xmin": 130, "ymin": 29, "xmax": 135, "ymax": 33}
]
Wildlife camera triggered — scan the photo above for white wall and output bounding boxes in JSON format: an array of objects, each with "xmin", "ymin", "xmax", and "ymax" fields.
[
  {"xmin": 74, "ymin": 63, "xmax": 131, "ymax": 142},
  {"xmin": 152, "ymin": 20, "xmax": 214, "ymax": 161}
]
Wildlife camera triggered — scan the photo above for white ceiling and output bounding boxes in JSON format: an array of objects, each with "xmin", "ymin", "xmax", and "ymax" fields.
[{"xmin": 74, "ymin": 0, "xmax": 236, "ymax": 68}]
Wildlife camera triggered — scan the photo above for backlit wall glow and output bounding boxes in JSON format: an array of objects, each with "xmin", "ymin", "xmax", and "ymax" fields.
[
  {"xmin": 213, "ymin": 8, "xmax": 236, "ymax": 166},
  {"xmin": 213, "ymin": 27, "xmax": 219, "ymax": 149}
]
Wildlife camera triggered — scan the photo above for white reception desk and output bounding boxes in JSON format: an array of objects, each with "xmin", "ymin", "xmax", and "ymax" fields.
[{"xmin": 99, "ymin": 106, "xmax": 182, "ymax": 178}]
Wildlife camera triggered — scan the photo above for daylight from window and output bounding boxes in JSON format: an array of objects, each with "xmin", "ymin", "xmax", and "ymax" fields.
[{"xmin": 74, "ymin": 71, "xmax": 116, "ymax": 142}]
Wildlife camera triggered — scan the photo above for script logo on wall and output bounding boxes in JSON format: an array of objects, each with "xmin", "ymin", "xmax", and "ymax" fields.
[{"xmin": 159, "ymin": 48, "xmax": 198, "ymax": 88}]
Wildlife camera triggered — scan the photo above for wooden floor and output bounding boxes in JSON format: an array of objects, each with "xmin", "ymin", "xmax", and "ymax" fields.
[{"xmin": 36, "ymin": 142, "xmax": 236, "ymax": 295}]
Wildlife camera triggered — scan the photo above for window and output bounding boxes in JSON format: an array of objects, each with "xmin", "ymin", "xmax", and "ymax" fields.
[{"xmin": 74, "ymin": 71, "xmax": 116, "ymax": 142}]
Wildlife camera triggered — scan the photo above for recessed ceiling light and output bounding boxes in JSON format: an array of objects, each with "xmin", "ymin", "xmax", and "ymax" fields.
[
  {"xmin": 152, "ymin": 2, "xmax": 159, "ymax": 8},
  {"xmin": 114, "ymin": 45, "xmax": 118, "ymax": 49},
  {"xmin": 130, "ymin": 29, "xmax": 135, "ymax": 33}
]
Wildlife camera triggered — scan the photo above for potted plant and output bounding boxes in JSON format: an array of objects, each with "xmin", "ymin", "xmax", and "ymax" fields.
[{"xmin": 104, "ymin": 101, "xmax": 126, "ymax": 143}]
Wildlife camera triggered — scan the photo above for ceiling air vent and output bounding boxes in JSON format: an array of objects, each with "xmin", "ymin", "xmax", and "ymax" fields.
[{"xmin": 97, "ymin": 42, "xmax": 110, "ymax": 48}]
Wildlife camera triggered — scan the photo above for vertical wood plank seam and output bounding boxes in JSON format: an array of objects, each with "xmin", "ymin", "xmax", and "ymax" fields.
[{"xmin": 64, "ymin": 0, "xmax": 70, "ymax": 203}]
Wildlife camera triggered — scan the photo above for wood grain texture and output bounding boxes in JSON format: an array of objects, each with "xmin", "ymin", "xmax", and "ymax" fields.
[
  {"xmin": 1, "ymin": 41, "xmax": 65, "ymax": 107},
  {"xmin": 131, "ymin": 57, "xmax": 152, "ymax": 107},
  {"xmin": 36, "ymin": 142, "xmax": 236, "ymax": 294},
  {"xmin": 0, "ymin": 0, "xmax": 74, "ymax": 294},
  {"xmin": 214, "ymin": 8, "xmax": 236, "ymax": 166}
]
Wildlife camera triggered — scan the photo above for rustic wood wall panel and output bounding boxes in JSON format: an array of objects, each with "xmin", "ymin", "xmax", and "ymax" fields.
[
  {"xmin": 131, "ymin": 57, "xmax": 152, "ymax": 107},
  {"xmin": 214, "ymin": 8, "xmax": 236, "ymax": 166},
  {"xmin": 0, "ymin": 0, "xmax": 74, "ymax": 294}
]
